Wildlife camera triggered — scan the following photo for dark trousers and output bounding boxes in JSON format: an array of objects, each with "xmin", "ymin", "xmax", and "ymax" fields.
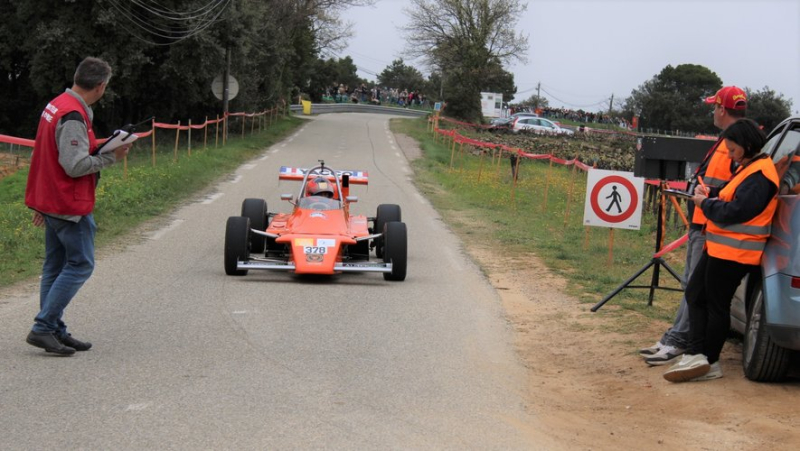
[{"xmin": 685, "ymin": 251, "xmax": 754, "ymax": 364}]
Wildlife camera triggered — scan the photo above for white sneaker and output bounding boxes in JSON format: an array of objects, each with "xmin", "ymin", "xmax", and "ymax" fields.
[
  {"xmin": 639, "ymin": 341, "xmax": 663, "ymax": 357},
  {"xmin": 689, "ymin": 362, "xmax": 723, "ymax": 382},
  {"xmin": 644, "ymin": 345, "xmax": 685, "ymax": 366},
  {"xmin": 663, "ymin": 354, "xmax": 711, "ymax": 383}
]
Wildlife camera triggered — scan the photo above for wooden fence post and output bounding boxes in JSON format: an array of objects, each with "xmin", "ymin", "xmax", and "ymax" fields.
[
  {"xmin": 173, "ymin": 121, "xmax": 180, "ymax": 162},
  {"xmin": 151, "ymin": 118, "xmax": 156, "ymax": 167}
]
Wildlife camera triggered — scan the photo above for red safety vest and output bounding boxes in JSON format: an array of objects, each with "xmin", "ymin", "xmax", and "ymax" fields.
[
  {"xmin": 25, "ymin": 92, "xmax": 98, "ymax": 216},
  {"xmin": 692, "ymin": 139, "xmax": 734, "ymax": 226},
  {"xmin": 705, "ymin": 156, "xmax": 779, "ymax": 265}
]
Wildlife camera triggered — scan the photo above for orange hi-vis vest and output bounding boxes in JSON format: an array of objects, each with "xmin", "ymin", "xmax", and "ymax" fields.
[
  {"xmin": 692, "ymin": 139, "xmax": 734, "ymax": 227},
  {"xmin": 705, "ymin": 156, "xmax": 779, "ymax": 265}
]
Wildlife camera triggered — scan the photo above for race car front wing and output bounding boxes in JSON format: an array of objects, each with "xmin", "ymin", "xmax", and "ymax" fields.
[{"xmin": 236, "ymin": 259, "xmax": 394, "ymax": 273}]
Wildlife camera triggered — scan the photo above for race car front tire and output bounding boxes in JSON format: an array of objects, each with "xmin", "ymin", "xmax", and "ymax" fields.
[
  {"xmin": 225, "ymin": 216, "xmax": 250, "ymax": 276},
  {"xmin": 374, "ymin": 204, "xmax": 401, "ymax": 258},
  {"xmin": 242, "ymin": 198, "xmax": 267, "ymax": 254},
  {"xmin": 382, "ymin": 221, "xmax": 407, "ymax": 281}
]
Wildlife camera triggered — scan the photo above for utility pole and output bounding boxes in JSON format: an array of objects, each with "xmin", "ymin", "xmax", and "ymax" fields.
[
  {"xmin": 608, "ymin": 93, "xmax": 614, "ymax": 114},
  {"xmin": 223, "ymin": 45, "xmax": 230, "ymax": 142},
  {"xmin": 536, "ymin": 82, "xmax": 541, "ymax": 105}
]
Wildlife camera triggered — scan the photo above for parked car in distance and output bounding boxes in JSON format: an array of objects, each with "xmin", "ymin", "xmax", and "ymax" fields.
[
  {"xmin": 489, "ymin": 112, "xmax": 539, "ymax": 126},
  {"xmin": 730, "ymin": 115, "xmax": 800, "ymax": 382},
  {"xmin": 512, "ymin": 116, "xmax": 574, "ymax": 136}
]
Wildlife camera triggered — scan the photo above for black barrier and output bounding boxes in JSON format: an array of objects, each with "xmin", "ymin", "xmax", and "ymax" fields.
[{"xmin": 633, "ymin": 135, "xmax": 716, "ymax": 181}]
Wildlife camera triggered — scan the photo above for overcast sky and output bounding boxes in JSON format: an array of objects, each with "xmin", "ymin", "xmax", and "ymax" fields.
[{"xmin": 338, "ymin": 0, "xmax": 800, "ymax": 114}]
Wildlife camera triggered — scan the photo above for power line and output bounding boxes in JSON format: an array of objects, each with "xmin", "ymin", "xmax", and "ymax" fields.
[
  {"xmin": 539, "ymin": 86, "xmax": 608, "ymax": 109},
  {"xmin": 104, "ymin": 0, "xmax": 231, "ymax": 46}
]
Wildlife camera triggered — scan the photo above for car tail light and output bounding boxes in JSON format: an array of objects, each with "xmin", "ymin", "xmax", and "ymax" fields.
[{"xmin": 792, "ymin": 277, "xmax": 800, "ymax": 289}]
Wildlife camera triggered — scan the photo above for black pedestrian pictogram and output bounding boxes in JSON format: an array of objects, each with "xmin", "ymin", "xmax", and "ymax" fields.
[{"xmin": 605, "ymin": 185, "xmax": 623, "ymax": 213}]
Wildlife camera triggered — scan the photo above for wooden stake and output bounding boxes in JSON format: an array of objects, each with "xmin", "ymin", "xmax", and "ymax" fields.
[
  {"xmin": 542, "ymin": 158, "xmax": 553, "ymax": 213},
  {"xmin": 151, "ymin": 117, "xmax": 156, "ymax": 167},
  {"xmin": 187, "ymin": 119, "xmax": 192, "ymax": 156},
  {"xmin": 477, "ymin": 148, "xmax": 485, "ymax": 182},
  {"xmin": 608, "ymin": 228, "xmax": 614, "ymax": 266},
  {"xmin": 215, "ymin": 115, "xmax": 219, "ymax": 148},
  {"xmin": 564, "ymin": 163, "xmax": 577, "ymax": 229},
  {"xmin": 173, "ymin": 121, "xmax": 180, "ymax": 162},
  {"xmin": 204, "ymin": 116, "xmax": 208, "ymax": 150}
]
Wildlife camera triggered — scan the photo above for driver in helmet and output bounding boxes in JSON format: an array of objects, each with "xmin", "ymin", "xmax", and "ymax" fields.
[{"xmin": 306, "ymin": 176, "xmax": 336, "ymax": 199}]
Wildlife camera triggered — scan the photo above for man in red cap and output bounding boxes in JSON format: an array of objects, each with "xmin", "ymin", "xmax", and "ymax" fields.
[{"xmin": 639, "ymin": 86, "xmax": 745, "ymax": 378}]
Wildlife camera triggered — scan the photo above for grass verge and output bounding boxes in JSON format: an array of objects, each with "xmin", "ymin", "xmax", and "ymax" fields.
[
  {"xmin": 393, "ymin": 116, "xmax": 689, "ymax": 326},
  {"xmin": 0, "ymin": 115, "xmax": 304, "ymax": 287}
]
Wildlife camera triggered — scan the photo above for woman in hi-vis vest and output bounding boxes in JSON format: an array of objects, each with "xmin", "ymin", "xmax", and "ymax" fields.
[{"xmin": 664, "ymin": 118, "xmax": 779, "ymax": 383}]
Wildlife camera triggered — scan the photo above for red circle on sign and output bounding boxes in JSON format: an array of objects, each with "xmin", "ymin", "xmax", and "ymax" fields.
[{"xmin": 590, "ymin": 175, "xmax": 639, "ymax": 223}]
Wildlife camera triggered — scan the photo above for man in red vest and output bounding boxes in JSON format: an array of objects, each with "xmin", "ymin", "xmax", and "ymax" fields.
[{"xmin": 24, "ymin": 57, "xmax": 130, "ymax": 356}]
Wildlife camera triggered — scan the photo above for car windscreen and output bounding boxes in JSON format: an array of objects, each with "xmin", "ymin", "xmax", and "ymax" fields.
[{"xmin": 299, "ymin": 196, "xmax": 341, "ymax": 211}]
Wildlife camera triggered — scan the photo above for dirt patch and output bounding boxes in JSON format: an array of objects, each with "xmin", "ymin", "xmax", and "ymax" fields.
[{"xmin": 395, "ymin": 131, "xmax": 800, "ymax": 450}]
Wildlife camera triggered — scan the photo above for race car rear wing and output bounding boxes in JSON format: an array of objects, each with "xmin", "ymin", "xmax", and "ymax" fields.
[{"xmin": 279, "ymin": 166, "xmax": 369, "ymax": 185}]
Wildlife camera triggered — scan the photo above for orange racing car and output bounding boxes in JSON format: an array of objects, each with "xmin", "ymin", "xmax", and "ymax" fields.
[{"xmin": 224, "ymin": 160, "xmax": 407, "ymax": 281}]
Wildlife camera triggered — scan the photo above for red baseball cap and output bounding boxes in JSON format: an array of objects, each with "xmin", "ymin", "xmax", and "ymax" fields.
[{"xmin": 704, "ymin": 86, "xmax": 747, "ymax": 110}]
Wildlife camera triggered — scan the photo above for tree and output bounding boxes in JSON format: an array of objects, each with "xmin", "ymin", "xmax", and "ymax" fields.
[
  {"xmin": 377, "ymin": 59, "xmax": 425, "ymax": 91},
  {"xmin": 521, "ymin": 94, "xmax": 549, "ymax": 109},
  {"xmin": 624, "ymin": 64, "xmax": 722, "ymax": 134},
  {"xmin": 0, "ymin": 0, "xmax": 369, "ymax": 137},
  {"xmin": 745, "ymin": 86, "xmax": 793, "ymax": 132},
  {"xmin": 402, "ymin": 0, "xmax": 529, "ymax": 121},
  {"xmin": 480, "ymin": 59, "xmax": 517, "ymax": 104}
]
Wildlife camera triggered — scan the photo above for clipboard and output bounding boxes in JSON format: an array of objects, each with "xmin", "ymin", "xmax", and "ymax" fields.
[
  {"xmin": 663, "ymin": 188, "xmax": 694, "ymax": 200},
  {"xmin": 96, "ymin": 129, "xmax": 138, "ymax": 154}
]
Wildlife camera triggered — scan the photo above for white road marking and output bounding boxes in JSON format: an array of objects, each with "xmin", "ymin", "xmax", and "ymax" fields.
[
  {"xmin": 200, "ymin": 193, "xmax": 224, "ymax": 204},
  {"xmin": 124, "ymin": 403, "xmax": 152, "ymax": 412},
  {"xmin": 149, "ymin": 219, "xmax": 184, "ymax": 240},
  {"xmin": 232, "ymin": 310, "xmax": 247, "ymax": 315},
  {"xmin": 242, "ymin": 164, "xmax": 256, "ymax": 170}
]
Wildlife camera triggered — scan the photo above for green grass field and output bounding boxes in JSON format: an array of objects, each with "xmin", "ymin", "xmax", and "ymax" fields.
[
  {"xmin": 0, "ymin": 115, "xmax": 304, "ymax": 287},
  {"xmin": 393, "ymin": 116, "xmax": 689, "ymax": 324}
]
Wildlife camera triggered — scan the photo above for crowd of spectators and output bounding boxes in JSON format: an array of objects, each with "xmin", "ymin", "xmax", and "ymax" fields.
[{"xmin": 323, "ymin": 84, "xmax": 430, "ymax": 108}]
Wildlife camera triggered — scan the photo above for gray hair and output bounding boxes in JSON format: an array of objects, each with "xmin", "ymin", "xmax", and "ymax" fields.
[{"xmin": 73, "ymin": 57, "xmax": 112, "ymax": 90}]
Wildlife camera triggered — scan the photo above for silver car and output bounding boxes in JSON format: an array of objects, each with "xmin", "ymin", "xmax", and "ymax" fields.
[
  {"xmin": 731, "ymin": 115, "xmax": 800, "ymax": 382},
  {"xmin": 512, "ymin": 116, "xmax": 574, "ymax": 136}
]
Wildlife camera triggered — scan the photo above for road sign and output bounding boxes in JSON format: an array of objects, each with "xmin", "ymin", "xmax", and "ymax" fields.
[
  {"xmin": 211, "ymin": 74, "xmax": 239, "ymax": 101},
  {"xmin": 583, "ymin": 169, "xmax": 645, "ymax": 230}
]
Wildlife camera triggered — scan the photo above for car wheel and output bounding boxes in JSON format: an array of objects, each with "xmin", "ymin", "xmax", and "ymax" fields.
[
  {"xmin": 374, "ymin": 204, "xmax": 401, "ymax": 258},
  {"xmin": 382, "ymin": 221, "xmax": 407, "ymax": 281},
  {"xmin": 742, "ymin": 278, "xmax": 791, "ymax": 382},
  {"xmin": 224, "ymin": 216, "xmax": 250, "ymax": 276},
  {"xmin": 241, "ymin": 198, "xmax": 267, "ymax": 254}
]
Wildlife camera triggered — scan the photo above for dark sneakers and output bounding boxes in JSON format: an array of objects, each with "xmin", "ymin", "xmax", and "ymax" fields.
[
  {"xmin": 58, "ymin": 333, "xmax": 92, "ymax": 351},
  {"xmin": 26, "ymin": 331, "xmax": 76, "ymax": 356}
]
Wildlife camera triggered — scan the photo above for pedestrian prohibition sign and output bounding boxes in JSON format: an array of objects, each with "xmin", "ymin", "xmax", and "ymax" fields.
[{"xmin": 583, "ymin": 169, "xmax": 645, "ymax": 230}]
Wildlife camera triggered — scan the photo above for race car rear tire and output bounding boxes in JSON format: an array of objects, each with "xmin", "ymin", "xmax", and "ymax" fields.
[
  {"xmin": 374, "ymin": 204, "xmax": 401, "ymax": 258},
  {"xmin": 382, "ymin": 221, "xmax": 407, "ymax": 281},
  {"xmin": 225, "ymin": 216, "xmax": 250, "ymax": 276},
  {"xmin": 242, "ymin": 198, "xmax": 267, "ymax": 254}
]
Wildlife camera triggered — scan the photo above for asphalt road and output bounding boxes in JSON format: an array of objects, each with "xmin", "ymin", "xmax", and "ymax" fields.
[{"xmin": 0, "ymin": 113, "xmax": 535, "ymax": 450}]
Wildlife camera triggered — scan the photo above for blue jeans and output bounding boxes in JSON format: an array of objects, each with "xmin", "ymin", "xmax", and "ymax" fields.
[
  {"xmin": 32, "ymin": 214, "xmax": 96, "ymax": 335},
  {"xmin": 660, "ymin": 228, "xmax": 705, "ymax": 349}
]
